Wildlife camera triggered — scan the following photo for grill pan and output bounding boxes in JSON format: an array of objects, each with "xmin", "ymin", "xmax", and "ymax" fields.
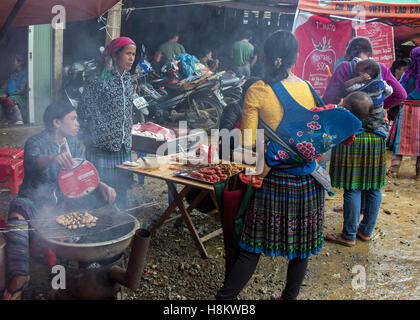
[{"xmin": 32, "ymin": 205, "xmax": 140, "ymax": 262}]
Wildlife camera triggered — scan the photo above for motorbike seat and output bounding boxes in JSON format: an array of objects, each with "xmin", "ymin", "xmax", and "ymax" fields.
[
  {"xmin": 221, "ymin": 76, "xmax": 240, "ymax": 87},
  {"xmin": 165, "ymin": 83, "xmax": 184, "ymax": 93},
  {"xmin": 220, "ymin": 72, "xmax": 240, "ymax": 87}
]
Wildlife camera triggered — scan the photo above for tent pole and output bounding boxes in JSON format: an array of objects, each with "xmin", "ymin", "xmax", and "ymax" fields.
[
  {"xmin": 53, "ymin": 28, "xmax": 64, "ymax": 102},
  {"xmin": 105, "ymin": 0, "xmax": 123, "ymax": 46},
  {"xmin": 0, "ymin": 0, "xmax": 26, "ymax": 45}
]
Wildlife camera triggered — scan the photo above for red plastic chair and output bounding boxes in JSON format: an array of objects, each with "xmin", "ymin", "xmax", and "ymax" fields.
[{"xmin": 0, "ymin": 157, "xmax": 24, "ymax": 194}]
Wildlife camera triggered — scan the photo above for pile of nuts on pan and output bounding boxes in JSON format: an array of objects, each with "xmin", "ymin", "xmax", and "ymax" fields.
[{"xmin": 56, "ymin": 212, "xmax": 98, "ymax": 230}]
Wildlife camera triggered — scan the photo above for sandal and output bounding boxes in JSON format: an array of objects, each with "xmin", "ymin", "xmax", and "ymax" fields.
[
  {"xmin": 356, "ymin": 231, "xmax": 371, "ymax": 241},
  {"xmin": 325, "ymin": 233, "xmax": 355, "ymax": 247},
  {"xmin": 333, "ymin": 205, "xmax": 343, "ymax": 212},
  {"xmin": 239, "ymin": 173, "xmax": 263, "ymax": 188},
  {"xmin": 2, "ymin": 276, "xmax": 30, "ymax": 300}
]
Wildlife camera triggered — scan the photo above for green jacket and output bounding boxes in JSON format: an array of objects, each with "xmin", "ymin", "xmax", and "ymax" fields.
[{"xmin": 158, "ymin": 41, "xmax": 186, "ymax": 65}]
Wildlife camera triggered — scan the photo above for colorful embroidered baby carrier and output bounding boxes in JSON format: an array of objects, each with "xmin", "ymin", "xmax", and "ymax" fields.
[
  {"xmin": 264, "ymin": 80, "xmax": 362, "ymax": 168},
  {"xmin": 348, "ymin": 59, "xmax": 385, "ymax": 108}
]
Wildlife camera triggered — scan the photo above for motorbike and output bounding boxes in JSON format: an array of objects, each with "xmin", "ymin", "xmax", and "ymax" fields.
[
  {"xmin": 219, "ymin": 71, "xmax": 245, "ymax": 104},
  {"xmin": 62, "ymin": 58, "xmax": 98, "ymax": 108},
  {"xmin": 131, "ymin": 48, "xmax": 226, "ymax": 131}
]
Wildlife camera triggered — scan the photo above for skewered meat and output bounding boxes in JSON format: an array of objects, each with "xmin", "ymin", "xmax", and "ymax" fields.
[
  {"xmin": 56, "ymin": 211, "xmax": 98, "ymax": 230},
  {"xmin": 188, "ymin": 164, "xmax": 242, "ymax": 183}
]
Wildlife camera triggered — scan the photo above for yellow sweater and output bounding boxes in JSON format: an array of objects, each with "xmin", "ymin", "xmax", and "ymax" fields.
[{"xmin": 241, "ymin": 80, "xmax": 316, "ymax": 146}]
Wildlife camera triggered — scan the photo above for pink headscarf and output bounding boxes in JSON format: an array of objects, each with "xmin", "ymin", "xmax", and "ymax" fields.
[
  {"xmin": 102, "ymin": 36, "xmax": 136, "ymax": 80},
  {"xmin": 400, "ymin": 46, "xmax": 420, "ymax": 92}
]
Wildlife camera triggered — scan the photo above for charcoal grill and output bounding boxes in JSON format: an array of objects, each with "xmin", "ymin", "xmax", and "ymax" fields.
[{"xmin": 32, "ymin": 205, "xmax": 140, "ymax": 262}]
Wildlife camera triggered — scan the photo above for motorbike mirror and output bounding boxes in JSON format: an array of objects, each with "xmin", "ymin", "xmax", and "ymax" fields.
[{"xmin": 99, "ymin": 46, "xmax": 105, "ymax": 54}]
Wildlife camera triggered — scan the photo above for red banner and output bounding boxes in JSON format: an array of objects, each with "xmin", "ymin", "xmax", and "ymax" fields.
[
  {"xmin": 297, "ymin": 0, "xmax": 420, "ymax": 26},
  {"xmin": 356, "ymin": 22, "xmax": 395, "ymax": 68},
  {"xmin": 294, "ymin": 15, "xmax": 353, "ymax": 97}
]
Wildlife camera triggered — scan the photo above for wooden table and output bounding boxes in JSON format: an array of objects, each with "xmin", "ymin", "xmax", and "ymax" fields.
[{"xmin": 117, "ymin": 154, "xmax": 234, "ymax": 258}]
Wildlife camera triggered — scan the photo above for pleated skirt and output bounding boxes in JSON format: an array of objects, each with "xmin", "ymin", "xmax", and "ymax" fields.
[
  {"xmin": 85, "ymin": 145, "xmax": 133, "ymax": 190},
  {"xmin": 330, "ymin": 131, "xmax": 386, "ymax": 190},
  {"xmin": 238, "ymin": 168, "xmax": 325, "ymax": 260},
  {"xmin": 394, "ymin": 101, "xmax": 420, "ymax": 156}
]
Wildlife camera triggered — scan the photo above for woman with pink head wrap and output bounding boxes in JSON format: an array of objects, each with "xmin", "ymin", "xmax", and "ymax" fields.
[
  {"xmin": 101, "ymin": 36, "xmax": 136, "ymax": 80},
  {"xmin": 78, "ymin": 37, "xmax": 137, "ymax": 209},
  {"xmin": 388, "ymin": 46, "xmax": 420, "ymax": 180}
]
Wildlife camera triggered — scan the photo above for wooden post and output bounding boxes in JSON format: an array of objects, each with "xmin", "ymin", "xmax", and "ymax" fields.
[
  {"xmin": 53, "ymin": 28, "xmax": 63, "ymax": 102},
  {"xmin": 105, "ymin": 0, "xmax": 123, "ymax": 46}
]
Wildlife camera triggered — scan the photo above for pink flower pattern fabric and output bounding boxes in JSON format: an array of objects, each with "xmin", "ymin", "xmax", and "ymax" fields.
[
  {"xmin": 307, "ymin": 121, "xmax": 321, "ymax": 130},
  {"xmin": 297, "ymin": 141, "xmax": 315, "ymax": 159},
  {"xmin": 263, "ymin": 79, "xmax": 362, "ymax": 168}
]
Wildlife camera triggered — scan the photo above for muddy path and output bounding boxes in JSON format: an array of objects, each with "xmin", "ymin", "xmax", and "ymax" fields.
[{"xmin": 0, "ymin": 125, "xmax": 418, "ymax": 300}]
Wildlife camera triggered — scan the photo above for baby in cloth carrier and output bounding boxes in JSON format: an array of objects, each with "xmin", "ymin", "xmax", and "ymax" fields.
[
  {"xmin": 344, "ymin": 58, "xmax": 392, "ymax": 136},
  {"xmin": 240, "ymin": 91, "xmax": 374, "ymax": 188}
]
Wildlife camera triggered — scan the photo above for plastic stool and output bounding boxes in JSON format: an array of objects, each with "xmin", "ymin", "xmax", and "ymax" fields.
[
  {"xmin": 0, "ymin": 148, "xmax": 24, "ymax": 160},
  {"xmin": 0, "ymin": 157, "xmax": 24, "ymax": 194}
]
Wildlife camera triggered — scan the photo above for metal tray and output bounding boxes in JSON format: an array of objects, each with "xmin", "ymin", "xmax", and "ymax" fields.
[{"xmin": 173, "ymin": 167, "xmax": 241, "ymax": 185}]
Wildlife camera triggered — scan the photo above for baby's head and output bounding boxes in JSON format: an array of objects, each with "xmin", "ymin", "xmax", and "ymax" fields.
[
  {"xmin": 355, "ymin": 59, "xmax": 380, "ymax": 79},
  {"xmin": 339, "ymin": 91, "xmax": 374, "ymax": 120}
]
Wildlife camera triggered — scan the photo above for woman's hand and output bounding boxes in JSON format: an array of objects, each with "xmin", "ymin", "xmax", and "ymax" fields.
[
  {"xmin": 98, "ymin": 182, "xmax": 116, "ymax": 204},
  {"xmin": 52, "ymin": 152, "xmax": 75, "ymax": 169},
  {"xmin": 0, "ymin": 93, "xmax": 7, "ymax": 99}
]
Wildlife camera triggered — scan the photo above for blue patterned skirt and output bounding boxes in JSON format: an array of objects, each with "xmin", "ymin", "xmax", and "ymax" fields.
[{"xmin": 239, "ymin": 168, "xmax": 325, "ymax": 260}]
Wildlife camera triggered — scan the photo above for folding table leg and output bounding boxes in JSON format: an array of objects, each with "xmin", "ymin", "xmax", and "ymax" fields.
[
  {"xmin": 167, "ymin": 183, "xmax": 209, "ymax": 258},
  {"xmin": 186, "ymin": 189, "xmax": 208, "ymax": 214},
  {"xmin": 164, "ymin": 189, "xmax": 208, "ymax": 226},
  {"xmin": 151, "ymin": 185, "xmax": 191, "ymax": 234},
  {"xmin": 209, "ymin": 190, "xmax": 220, "ymax": 212}
]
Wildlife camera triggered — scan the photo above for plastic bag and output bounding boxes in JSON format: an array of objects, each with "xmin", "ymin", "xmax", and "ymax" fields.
[{"xmin": 176, "ymin": 53, "xmax": 199, "ymax": 78}]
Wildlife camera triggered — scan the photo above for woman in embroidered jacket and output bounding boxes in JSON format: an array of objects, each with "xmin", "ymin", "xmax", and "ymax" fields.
[
  {"xmin": 78, "ymin": 37, "xmax": 136, "ymax": 209},
  {"xmin": 215, "ymin": 30, "xmax": 329, "ymax": 300}
]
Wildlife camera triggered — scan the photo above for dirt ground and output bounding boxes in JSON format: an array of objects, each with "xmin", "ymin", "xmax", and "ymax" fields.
[{"xmin": 0, "ymin": 124, "xmax": 419, "ymax": 300}]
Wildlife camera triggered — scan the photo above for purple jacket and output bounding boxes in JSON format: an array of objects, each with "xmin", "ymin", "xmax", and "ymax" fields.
[{"xmin": 323, "ymin": 61, "xmax": 407, "ymax": 109}]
